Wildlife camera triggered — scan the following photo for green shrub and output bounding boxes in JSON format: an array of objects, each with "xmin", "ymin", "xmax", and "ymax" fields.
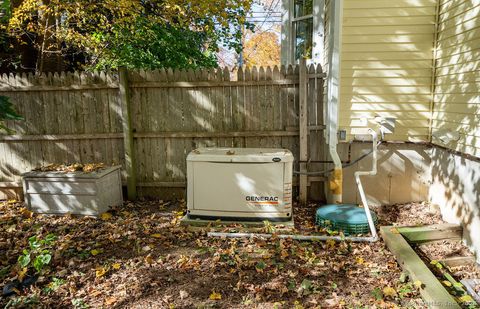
[{"xmin": 0, "ymin": 95, "xmax": 23, "ymax": 133}]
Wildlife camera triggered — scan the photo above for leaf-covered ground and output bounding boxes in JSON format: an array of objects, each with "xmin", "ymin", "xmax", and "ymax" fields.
[{"xmin": 0, "ymin": 200, "xmax": 446, "ymax": 308}]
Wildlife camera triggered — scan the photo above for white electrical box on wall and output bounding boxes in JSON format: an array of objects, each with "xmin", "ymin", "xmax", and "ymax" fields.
[{"xmin": 186, "ymin": 148, "xmax": 293, "ymax": 222}]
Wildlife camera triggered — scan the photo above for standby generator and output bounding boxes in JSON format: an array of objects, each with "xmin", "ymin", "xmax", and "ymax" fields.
[{"xmin": 186, "ymin": 148, "xmax": 293, "ymax": 222}]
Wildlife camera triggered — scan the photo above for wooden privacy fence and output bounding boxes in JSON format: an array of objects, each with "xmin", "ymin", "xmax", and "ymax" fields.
[{"xmin": 0, "ymin": 63, "xmax": 326, "ymax": 201}]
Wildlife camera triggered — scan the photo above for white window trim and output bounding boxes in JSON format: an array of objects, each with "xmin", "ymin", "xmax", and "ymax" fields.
[
  {"xmin": 280, "ymin": 0, "xmax": 324, "ymax": 65},
  {"xmin": 292, "ymin": 14, "xmax": 314, "ymax": 22},
  {"xmin": 290, "ymin": 0, "xmax": 313, "ymax": 63}
]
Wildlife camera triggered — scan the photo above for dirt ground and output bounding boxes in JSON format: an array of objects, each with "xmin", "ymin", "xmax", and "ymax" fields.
[{"xmin": 0, "ymin": 200, "xmax": 475, "ymax": 308}]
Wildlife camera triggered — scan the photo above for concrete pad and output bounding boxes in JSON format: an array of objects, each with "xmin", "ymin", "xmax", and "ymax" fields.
[{"xmin": 180, "ymin": 215, "xmax": 295, "ymax": 230}]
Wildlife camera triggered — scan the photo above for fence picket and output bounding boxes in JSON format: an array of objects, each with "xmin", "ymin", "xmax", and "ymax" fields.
[
  {"xmin": 71, "ymin": 71, "xmax": 82, "ymax": 163},
  {"xmin": 0, "ymin": 65, "xmax": 325, "ymax": 200},
  {"xmin": 235, "ymin": 67, "xmax": 245, "ymax": 147}
]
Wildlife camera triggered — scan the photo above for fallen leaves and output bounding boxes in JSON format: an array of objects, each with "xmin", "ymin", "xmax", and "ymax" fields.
[
  {"xmin": 17, "ymin": 267, "xmax": 28, "ymax": 282},
  {"xmin": 90, "ymin": 249, "xmax": 103, "ymax": 256},
  {"xmin": 326, "ymin": 239, "xmax": 336, "ymax": 249},
  {"xmin": 175, "ymin": 255, "xmax": 200, "ymax": 270},
  {"xmin": 112, "ymin": 263, "xmax": 121, "ymax": 270},
  {"xmin": 356, "ymin": 257, "xmax": 365, "ymax": 265},
  {"xmin": 20, "ymin": 208, "xmax": 33, "ymax": 218},
  {"xmin": 458, "ymin": 295, "xmax": 474, "ymax": 304},
  {"xmin": 100, "ymin": 212, "xmax": 113, "ymax": 221},
  {"xmin": 209, "ymin": 291, "xmax": 222, "ymax": 300},
  {"xmin": 179, "ymin": 290, "xmax": 189, "ymax": 300},
  {"xmin": 414, "ymin": 280, "xmax": 424, "ymax": 289},
  {"xmin": 95, "ymin": 266, "xmax": 108, "ymax": 278},
  {"xmin": 145, "ymin": 255, "xmax": 154, "ymax": 265},
  {"xmin": 104, "ymin": 296, "xmax": 117, "ymax": 306},
  {"xmin": 33, "ymin": 163, "xmax": 106, "ymax": 173},
  {"xmin": 0, "ymin": 200, "xmax": 445, "ymax": 308},
  {"xmin": 382, "ymin": 286, "xmax": 397, "ymax": 298}
]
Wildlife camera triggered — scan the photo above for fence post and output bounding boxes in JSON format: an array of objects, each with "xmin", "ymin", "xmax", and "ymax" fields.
[
  {"xmin": 118, "ymin": 67, "xmax": 137, "ymax": 200},
  {"xmin": 299, "ymin": 59, "xmax": 308, "ymax": 204}
]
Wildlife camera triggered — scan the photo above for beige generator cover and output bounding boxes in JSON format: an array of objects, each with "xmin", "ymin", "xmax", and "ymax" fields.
[{"xmin": 186, "ymin": 148, "xmax": 293, "ymax": 221}]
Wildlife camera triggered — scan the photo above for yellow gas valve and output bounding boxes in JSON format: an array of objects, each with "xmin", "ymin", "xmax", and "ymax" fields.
[{"xmin": 329, "ymin": 168, "xmax": 343, "ymax": 195}]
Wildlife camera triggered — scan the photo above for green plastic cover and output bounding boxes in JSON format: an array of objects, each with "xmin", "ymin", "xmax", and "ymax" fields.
[{"xmin": 315, "ymin": 204, "xmax": 378, "ymax": 235}]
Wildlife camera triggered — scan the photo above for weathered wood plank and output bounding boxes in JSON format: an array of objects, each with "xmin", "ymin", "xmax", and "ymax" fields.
[
  {"xmin": 0, "ymin": 130, "xmax": 302, "ymax": 141},
  {"xmin": 149, "ymin": 69, "xmax": 163, "ymax": 183},
  {"xmin": 244, "ymin": 67, "xmax": 253, "ymax": 147},
  {"xmin": 0, "ymin": 73, "xmax": 327, "ymax": 92},
  {"xmin": 235, "ymin": 69, "xmax": 245, "ymax": 147},
  {"xmin": 106, "ymin": 71, "xmax": 122, "ymax": 167},
  {"xmin": 99, "ymin": 72, "xmax": 113, "ymax": 165},
  {"xmin": 461, "ymin": 279, "xmax": 480, "ymax": 305},
  {"xmin": 118, "ymin": 68, "xmax": 137, "ymax": 200},
  {"xmin": 397, "ymin": 224, "xmax": 463, "ymax": 243},
  {"xmin": 250, "ymin": 67, "xmax": 260, "ymax": 147},
  {"xmin": 440, "ymin": 256, "xmax": 476, "ymax": 267},
  {"xmin": 59, "ymin": 72, "xmax": 76, "ymax": 164},
  {"xmin": 1, "ymin": 174, "xmax": 326, "ymax": 189},
  {"xmin": 299, "ymin": 60, "xmax": 308, "ymax": 204},
  {"xmin": 256, "ymin": 66, "xmax": 266, "ymax": 148},
  {"xmin": 82, "ymin": 72, "xmax": 97, "ymax": 163},
  {"xmin": 262, "ymin": 66, "xmax": 273, "ymax": 148},
  {"xmin": 381, "ymin": 226, "xmax": 461, "ymax": 309},
  {"xmin": 92, "ymin": 73, "xmax": 106, "ymax": 163},
  {"xmin": 141, "ymin": 70, "xmax": 152, "ymax": 184},
  {"xmin": 172, "ymin": 69, "xmax": 186, "ymax": 181},
  {"xmin": 70, "ymin": 72, "xmax": 83, "ymax": 163},
  {"xmin": 308, "ymin": 64, "xmax": 326, "ymax": 200}
]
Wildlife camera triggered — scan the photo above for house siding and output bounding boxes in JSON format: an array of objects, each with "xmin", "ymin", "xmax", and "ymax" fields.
[
  {"xmin": 339, "ymin": 0, "xmax": 437, "ymax": 141},
  {"xmin": 432, "ymin": 0, "xmax": 480, "ymax": 157}
]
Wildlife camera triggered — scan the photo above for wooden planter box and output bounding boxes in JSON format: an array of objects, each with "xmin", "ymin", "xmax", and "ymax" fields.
[{"xmin": 22, "ymin": 166, "xmax": 123, "ymax": 216}]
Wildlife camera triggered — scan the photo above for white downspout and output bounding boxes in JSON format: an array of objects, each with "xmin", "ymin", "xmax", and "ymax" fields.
[{"xmin": 326, "ymin": 0, "xmax": 343, "ymax": 204}]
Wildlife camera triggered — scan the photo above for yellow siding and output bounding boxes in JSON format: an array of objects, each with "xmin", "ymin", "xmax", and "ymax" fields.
[
  {"xmin": 340, "ymin": 0, "xmax": 437, "ymax": 141},
  {"xmin": 432, "ymin": 0, "xmax": 480, "ymax": 157}
]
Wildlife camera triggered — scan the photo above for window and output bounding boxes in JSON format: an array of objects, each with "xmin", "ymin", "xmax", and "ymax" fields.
[
  {"xmin": 294, "ymin": 0, "xmax": 313, "ymax": 18},
  {"xmin": 292, "ymin": 0, "xmax": 313, "ymax": 61}
]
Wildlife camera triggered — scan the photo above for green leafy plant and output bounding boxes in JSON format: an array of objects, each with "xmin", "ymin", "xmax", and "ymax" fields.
[
  {"xmin": 300, "ymin": 279, "xmax": 313, "ymax": 295},
  {"xmin": 0, "ymin": 265, "xmax": 11, "ymax": 279},
  {"xmin": 263, "ymin": 220, "xmax": 276, "ymax": 233},
  {"xmin": 17, "ymin": 234, "xmax": 56, "ymax": 276},
  {"xmin": 255, "ymin": 261, "xmax": 267, "ymax": 272},
  {"xmin": 0, "ymin": 96, "xmax": 23, "ymax": 133},
  {"xmin": 92, "ymin": 21, "xmax": 219, "ymax": 71},
  {"xmin": 71, "ymin": 298, "xmax": 89, "ymax": 309},
  {"xmin": 6, "ymin": 1, "xmax": 253, "ymax": 72},
  {"xmin": 43, "ymin": 277, "xmax": 65, "ymax": 294},
  {"xmin": 371, "ymin": 287, "xmax": 383, "ymax": 300},
  {"xmin": 396, "ymin": 282, "xmax": 415, "ymax": 298}
]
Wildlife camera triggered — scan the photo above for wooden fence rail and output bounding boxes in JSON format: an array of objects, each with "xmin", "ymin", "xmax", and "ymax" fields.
[{"xmin": 0, "ymin": 64, "xmax": 325, "ymax": 201}]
